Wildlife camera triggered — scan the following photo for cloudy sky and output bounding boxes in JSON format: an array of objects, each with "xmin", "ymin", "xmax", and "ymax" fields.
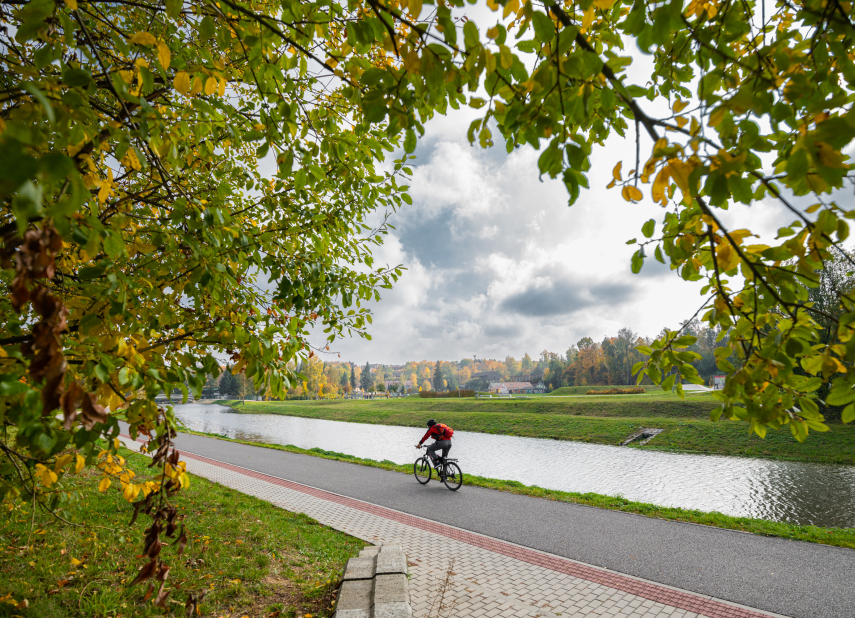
[
  {"xmin": 310, "ymin": 9, "xmax": 835, "ymax": 366},
  {"xmin": 323, "ymin": 107, "xmax": 804, "ymax": 366}
]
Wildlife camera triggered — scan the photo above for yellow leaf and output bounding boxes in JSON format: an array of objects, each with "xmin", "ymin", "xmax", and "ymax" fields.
[
  {"xmin": 716, "ymin": 243, "xmax": 737, "ymax": 270},
  {"xmin": 728, "ymin": 229, "xmax": 755, "ymax": 245},
  {"xmin": 204, "ymin": 76, "xmax": 217, "ymax": 96},
  {"xmin": 404, "ymin": 49, "xmax": 422, "ymax": 73},
  {"xmin": 665, "ymin": 158, "xmax": 698, "ymax": 203},
  {"xmin": 651, "ymin": 166, "xmax": 671, "ymax": 206},
  {"xmin": 486, "ymin": 26, "xmax": 499, "ymax": 39},
  {"xmin": 98, "ymin": 477, "xmax": 111, "ymax": 492},
  {"xmin": 0, "ymin": 346, "xmax": 7, "ymax": 358},
  {"xmin": 75, "ymin": 454, "xmax": 85, "ymax": 473},
  {"xmin": 70, "ymin": 557, "xmax": 82, "ymax": 567},
  {"xmin": 745, "ymin": 244, "xmax": 770, "ymax": 254},
  {"xmin": 621, "ymin": 185, "xmax": 643, "ymax": 202},
  {"xmin": 815, "ymin": 142, "xmax": 847, "ymax": 168},
  {"xmin": 218, "ymin": 77, "xmax": 226, "ymax": 97},
  {"xmin": 690, "ymin": 116, "xmax": 701, "ymax": 136},
  {"xmin": 129, "ymin": 32, "xmax": 157, "ymax": 46},
  {"xmin": 581, "ymin": 6, "xmax": 596, "ymax": 31},
  {"xmin": 123, "ymin": 483, "xmax": 140, "ymax": 501},
  {"xmin": 607, "ymin": 161, "xmax": 622, "ymax": 189},
  {"xmin": 499, "ymin": 45, "xmax": 513, "ymax": 69},
  {"xmin": 673, "ymin": 99, "xmax": 689, "ymax": 113},
  {"xmin": 173, "ymin": 71, "xmax": 190, "ymax": 95},
  {"xmin": 54, "ymin": 454, "xmax": 73, "ymax": 473},
  {"xmin": 485, "ymin": 50, "xmax": 496, "ymax": 74},
  {"xmin": 486, "ymin": 0, "xmax": 499, "ymax": 10},
  {"xmin": 708, "ymin": 108, "xmax": 726, "ymax": 127},
  {"xmin": 66, "ymin": 0, "xmax": 77, "ymax": 9},
  {"xmin": 157, "ymin": 42, "xmax": 171, "ymax": 70},
  {"xmin": 190, "ymin": 75, "xmax": 203, "ymax": 95},
  {"xmin": 676, "ymin": 116, "xmax": 688, "ymax": 128},
  {"xmin": 503, "ymin": 0, "xmax": 520, "ymax": 19},
  {"xmin": 409, "ymin": 0, "xmax": 422, "ymax": 18},
  {"xmin": 593, "ymin": 0, "xmax": 615, "ymax": 8}
]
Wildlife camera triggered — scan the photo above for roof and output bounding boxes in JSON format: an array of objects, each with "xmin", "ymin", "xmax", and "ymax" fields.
[
  {"xmin": 487, "ymin": 382, "xmax": 533, "ymax": 389},
  {"xmin": 503, "ymin": 382, "xmax": 534, "ymax": 389}
]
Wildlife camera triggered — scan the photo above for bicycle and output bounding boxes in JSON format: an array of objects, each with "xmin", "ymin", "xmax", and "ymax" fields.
[{"xmin": 414, "ymin": 446, "xmax": 463, "ymax": 491}]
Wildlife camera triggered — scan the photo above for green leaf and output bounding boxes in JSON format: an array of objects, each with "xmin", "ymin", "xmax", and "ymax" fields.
[
  {"xmin": 641, "ymin": 218, "xmax": 655, "ymax": 238},
  {"xmin": 22, "ymin": 83, "xmax": 55, "ymax": 123},
  {"xmin": 403, "ymin": 129, "xmax": 417, "ymax": 153},
  {"xmin": 631, "ymin": 249, "xmax": 644, "ymax": 273}
]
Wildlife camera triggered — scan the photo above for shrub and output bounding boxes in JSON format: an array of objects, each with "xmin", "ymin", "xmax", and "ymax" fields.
[
  {"xmin": 418, "ymin": 390, "xmax": 476, "ymax": 398},
  {"xmin": 586, "ymin": 387, "xmax": 645, "ymax": 395}
]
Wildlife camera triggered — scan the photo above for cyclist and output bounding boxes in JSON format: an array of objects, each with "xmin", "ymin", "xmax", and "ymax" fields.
[{"xmin": 415, "ymin": 419, "xmax": 454, "ymax": 468}]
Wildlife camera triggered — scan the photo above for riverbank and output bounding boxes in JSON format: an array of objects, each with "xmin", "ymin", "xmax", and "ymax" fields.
[
  {"xmin": 0, "ymin": 446, "xmax": 362, "ymax": 617},
  {"xmin": 182, "ymin": 428, "xmax": 855, "ymax": 549},
  {"xmin": 213, "ymin": 398, "xmax": 855, "ymax": 465}
]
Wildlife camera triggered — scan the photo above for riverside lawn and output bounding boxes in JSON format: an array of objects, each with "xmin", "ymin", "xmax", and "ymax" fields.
[
  {"xmin": 0, "ymin": 447, "xmax": 363, "ymax": 618},
  {"xmin": 214, "ymin": 396, "xmax": 855, "ymax": 465},
  {"xmin": 182, "ymin": 429, "xmax": 855, "ymax": 549}
]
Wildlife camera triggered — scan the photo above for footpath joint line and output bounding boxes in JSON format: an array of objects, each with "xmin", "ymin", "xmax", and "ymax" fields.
[{"xmin": 120, "ymin": 434, "xmax": 787, "ymax": 618}]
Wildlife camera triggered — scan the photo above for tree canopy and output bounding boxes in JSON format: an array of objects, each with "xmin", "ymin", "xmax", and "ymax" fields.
[{"xmin": 3, "ymin": 0, "xmax": 855, "ymax": 605}]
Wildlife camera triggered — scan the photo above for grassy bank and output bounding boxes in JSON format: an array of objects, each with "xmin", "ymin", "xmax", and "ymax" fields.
[
  {"xmin": 547, "ymin": 385, "xmax": 661, "ymax": 396},
  {"xmin": 183, "ymin": 429, "xmax": 855, "ymax": 549},
  {"xmin": 212, "ymin": 398, "xmax": 855, "ymax": 465},
  {"xmin": 218, "ymin": 392, "xmax": 721, "ymax": 419},
  {"xmin": 0, "ymin": 446, "xmax": 363, "ymax": 618}
]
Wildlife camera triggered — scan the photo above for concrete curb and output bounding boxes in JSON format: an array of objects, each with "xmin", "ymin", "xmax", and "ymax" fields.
[{"xmin": 335, "ymin": 544, "xmax": 412, "ymax": 618}]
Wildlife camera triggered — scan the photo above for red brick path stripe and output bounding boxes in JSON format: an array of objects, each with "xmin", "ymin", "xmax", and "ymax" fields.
[{"xmin": 121, "ymin": 434, "xmax": 778, "ymax": 618}]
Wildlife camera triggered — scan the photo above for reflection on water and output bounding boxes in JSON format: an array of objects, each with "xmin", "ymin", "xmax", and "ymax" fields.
[{"xmin": 174, "ymin": 403, "xmax": 855, "ymax": 528}]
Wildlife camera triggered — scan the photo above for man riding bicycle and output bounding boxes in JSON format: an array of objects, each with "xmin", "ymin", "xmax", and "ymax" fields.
[{"xmin": 415, "ymin": 419, "xmax": 453, "ymax": 467}]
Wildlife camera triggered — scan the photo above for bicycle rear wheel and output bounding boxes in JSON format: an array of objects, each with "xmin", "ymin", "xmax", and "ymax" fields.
[
  {"xmin": 442, "ymin": 462, "xmax": 463, "ymax": 491},
  {"xmin": 414, "ymin": 457, "xmax": 432, "ymax": 484}
]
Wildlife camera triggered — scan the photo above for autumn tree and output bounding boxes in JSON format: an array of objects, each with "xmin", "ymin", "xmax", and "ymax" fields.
[
  {"xmin": 5, "ymin": 0, "xmax": 855, "ymax": 604},
  {"xmin": 432, "ymin": 359, "xmax": 443, "ymax": 390},
  {"xmin": 504, "ymin": 356, "xmax": 521, "ymax": 378},
  {"xmin": 1, "ymin": 0, "xmax": 408, "ymax": 602}
]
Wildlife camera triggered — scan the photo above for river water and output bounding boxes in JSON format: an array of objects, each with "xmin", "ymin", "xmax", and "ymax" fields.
[{"xmin": 172, "ymin": 403, "xmax": 855, "ymax": 528}]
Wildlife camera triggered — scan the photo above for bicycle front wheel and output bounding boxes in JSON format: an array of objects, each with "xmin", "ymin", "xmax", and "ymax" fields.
[
  {"xmin": 414, "ymin": 457, "xmax": 432, "ymax": 484},
  {"xmin": 442, "ymin": 462, "xmax": 463, "ymax": 491}
]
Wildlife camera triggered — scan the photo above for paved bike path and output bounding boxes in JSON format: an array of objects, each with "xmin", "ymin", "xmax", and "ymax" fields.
[{"xmin": 163, "ymin": 431, "xmax": 852, "ymax": 618}]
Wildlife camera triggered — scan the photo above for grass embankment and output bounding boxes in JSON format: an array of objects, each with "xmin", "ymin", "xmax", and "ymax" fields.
[
  {"xmin": 0, "ymin": 447, "xmax": 363, "ymax": 618},
  {"xmin": 547, "ymin": 385, "xmax": 661, "ymax": 396},
  {"xmin": 183, "ymin": 429, "xmax": 855, "ymax": 549},
  {"xmin": 213, "ymin": 396, "xmax": 855, "ymax": 465}
]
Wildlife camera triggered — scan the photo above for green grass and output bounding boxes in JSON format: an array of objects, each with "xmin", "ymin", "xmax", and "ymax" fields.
[
  {"xmin": 547, "ymin": 385, "xmax": 662, "ymax": 396},
  {"xmin": 213, "ymin": 397, "xmax": 855, "ymax": 465},
  {"xmin": 182, "ymin": 429, "xmax": 855, "ymax": 549},
  {"xmin": 0, "ymin": 447, "xmax": 364, "ymax": 618}
]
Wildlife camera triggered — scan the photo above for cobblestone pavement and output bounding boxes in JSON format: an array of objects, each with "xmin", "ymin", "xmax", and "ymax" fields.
[{"xmin": 119, "ymin": 435, "xmax": 789, "ymax": 618}]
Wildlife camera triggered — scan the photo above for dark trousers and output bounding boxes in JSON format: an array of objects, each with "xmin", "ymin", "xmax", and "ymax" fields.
[{"xmin": 426, "ymin": 440, "xmax": 451, "ymax": 464}]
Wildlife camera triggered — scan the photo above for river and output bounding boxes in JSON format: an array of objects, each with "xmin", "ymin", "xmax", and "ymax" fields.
[{"xmin": 171, "ymin": 403, "xmax": 855, "ymax": 528}]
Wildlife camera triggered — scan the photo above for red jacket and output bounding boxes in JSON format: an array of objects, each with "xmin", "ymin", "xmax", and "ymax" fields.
[{"xmin": 419, "ymin": 423, "xmax": 453, "ymax": 444}]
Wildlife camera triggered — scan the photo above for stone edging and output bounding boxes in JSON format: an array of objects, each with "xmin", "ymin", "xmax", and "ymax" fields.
[{"xmin": 335, "ymin": 544, "xmax": 412, "ymax": 618}]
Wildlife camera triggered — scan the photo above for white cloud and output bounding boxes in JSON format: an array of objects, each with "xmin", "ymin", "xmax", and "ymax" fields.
[{"xmin": 326, "ymin": 87, "xmax": 835, "ymax": 365}]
